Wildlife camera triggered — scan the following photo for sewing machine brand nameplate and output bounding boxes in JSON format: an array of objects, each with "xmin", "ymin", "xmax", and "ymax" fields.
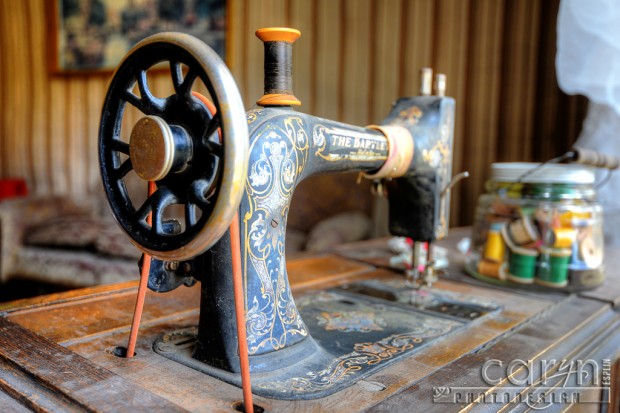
[{"xmin": 154, "ymin": 282, "xmax": 498, "ymax": 400}]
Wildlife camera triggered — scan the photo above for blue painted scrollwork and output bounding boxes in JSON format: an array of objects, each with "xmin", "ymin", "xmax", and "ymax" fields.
[{"xmin": 242, "ymin": 114, "xmax": 310, "ymax": 354}]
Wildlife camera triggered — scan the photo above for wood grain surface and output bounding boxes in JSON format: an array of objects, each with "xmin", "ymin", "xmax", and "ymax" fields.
[
  {"xmin": 0, "ymin": 317, "xmax": 188, "ymax": 412},
  {"xmin": 3, "ymin": 243, "xmax": 617, "ymax": 412}
]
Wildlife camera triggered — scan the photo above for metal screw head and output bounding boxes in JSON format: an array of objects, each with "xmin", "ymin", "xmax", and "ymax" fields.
[{"xmin": 165, "ymin": 261, "xmax": 180, "ymax": 271}]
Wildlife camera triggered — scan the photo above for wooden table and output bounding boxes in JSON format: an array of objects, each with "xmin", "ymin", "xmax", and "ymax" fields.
[{"xmin": 1, "ymin": 228, "xmax": 619, "ymax": 412}]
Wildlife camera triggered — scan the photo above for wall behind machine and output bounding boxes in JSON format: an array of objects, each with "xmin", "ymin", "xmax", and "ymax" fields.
[{"xmin": 0, "ymin": 0, "xmax": 587, "ymax": 229}]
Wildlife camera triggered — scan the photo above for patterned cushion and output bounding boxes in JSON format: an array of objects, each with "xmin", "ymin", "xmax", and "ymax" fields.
[
  {"xmin": 15, "ymin": 247, "xmax": 138, "ymax": 287},
  {"xmin": 24, "ymin": 214, "xmax": 140, "ymax": 260},
  {"xmin": 95, "ymin": 225, "xmax": 140, "ymax": 259},
  {"xmin": 24, "ymin": 215, "xmax": 99, "ymax": 249}
]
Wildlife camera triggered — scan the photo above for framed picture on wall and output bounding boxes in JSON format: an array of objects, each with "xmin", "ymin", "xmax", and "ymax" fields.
[{"xmin": 50, "ymin": 0, "xmax": 226, "ymax": 73}]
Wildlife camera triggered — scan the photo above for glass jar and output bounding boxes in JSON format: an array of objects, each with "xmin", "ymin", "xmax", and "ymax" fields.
[{"xmin": 467, "ymin": 163, "xmax": 604, "ymax": 291}]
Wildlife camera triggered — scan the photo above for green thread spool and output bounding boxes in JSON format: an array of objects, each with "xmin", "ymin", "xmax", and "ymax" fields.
[
  {"xmin": 507, "ymin": 246, "xmax": 538, "ymax": 284},
  {"xmin": 536, "ymin": 247, "xmax": 572, "ymax": 287}
]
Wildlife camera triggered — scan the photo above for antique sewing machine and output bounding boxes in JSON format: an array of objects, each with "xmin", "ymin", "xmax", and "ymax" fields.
[
  {"xmin": 96, "ymin": 28, "xmax": 491, "ymax": 401},
  {"xmin": 0, "ymin": 27, "xmax": 618, "ymax": 413}
]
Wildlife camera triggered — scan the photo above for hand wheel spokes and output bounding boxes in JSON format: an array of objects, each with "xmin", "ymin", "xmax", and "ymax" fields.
[
  {"xmin": 99, "ymin": 33, "xmax": 248, "ymax": 260},
  {"xmin": 171, "ymin": 61, "xmax": 198, "ymax": 98},
  {"xmin": 122, "ymin": 70, "xmax": 166, "ymax": 116},
  {"xmin": 118, "ymin": 64, "xmax": 219, "ymax": 235}
]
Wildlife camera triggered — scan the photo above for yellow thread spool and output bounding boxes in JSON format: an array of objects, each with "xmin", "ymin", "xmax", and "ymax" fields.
[
  {"xmin": 550, "ymin": 227, "xmax": 576, "ymax": 249},
  {"xmin": 483, "ymin": 227, "xmax": 505, "ymax": 262},
  {"xmin": 559, "ymin": 210, "xmax": 592, "ymax": 228},
  {"xmin": 478, "ymin": 259, "xmax": 501, "ymax": 279}
]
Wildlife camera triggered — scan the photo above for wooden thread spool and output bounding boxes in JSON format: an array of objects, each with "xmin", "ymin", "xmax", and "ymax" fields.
[
  {"xmin": 506, "ymin": 216, "xmax": 538, "ymax": 246},
  {"xmin": 500, "ymin": 224, "xmax": 518, "ymax": 250},
  {"xmin": 579, "ymin": 234, "xmax": 603, "ymax": 268}
]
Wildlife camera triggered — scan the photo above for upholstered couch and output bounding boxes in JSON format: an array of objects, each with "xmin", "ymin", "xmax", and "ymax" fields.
[
  {"xmin": 0, "ymin": 196, "xmax": 140, "ymax": 287},
  {"xmin": 0, "ymin": 191, "xmax": 372, "ymax": 289}
]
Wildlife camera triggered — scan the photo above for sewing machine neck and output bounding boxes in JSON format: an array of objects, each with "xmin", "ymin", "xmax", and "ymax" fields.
[{"xmin": 194, "ymin": 106, "xmax": 393, "ymax": 371}]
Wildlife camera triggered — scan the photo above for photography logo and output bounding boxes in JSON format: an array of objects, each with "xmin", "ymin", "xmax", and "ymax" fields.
[{"xmin": 433, "ymin": 358, "xmax": 611, "ymax": 409}]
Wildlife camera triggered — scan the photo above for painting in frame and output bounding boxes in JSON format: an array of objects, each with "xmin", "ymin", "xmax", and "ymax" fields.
[{"xmin": 50, "ymin": 0, "xmax": 226, "ymax": 73}]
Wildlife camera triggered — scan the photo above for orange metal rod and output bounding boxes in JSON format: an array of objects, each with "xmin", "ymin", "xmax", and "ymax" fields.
[
  {"xmin": 126, "ymin": 180, "xmax": 156, "ymax": 358},
  {"xmin": 194, "ymin": 90, "xmax": 253, "ymax": 411},
  {"xmin": 230, "ymin": 213, "xmax": 254, "ymax": 413}
]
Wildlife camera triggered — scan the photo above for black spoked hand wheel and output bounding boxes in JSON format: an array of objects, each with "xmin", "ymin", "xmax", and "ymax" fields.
[{"xmin": 99, "ymin": 32, "xmax": 248, "ymax": 261}]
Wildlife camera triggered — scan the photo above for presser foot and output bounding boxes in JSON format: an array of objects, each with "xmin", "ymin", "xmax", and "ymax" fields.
[{"xmin": 153, "ymin": 281, "xmax": 498, "ymax": 400}]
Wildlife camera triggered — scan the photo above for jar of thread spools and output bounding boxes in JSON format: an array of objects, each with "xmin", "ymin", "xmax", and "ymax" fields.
[{"xmin": 467, "ymin": 163, "xmax": 604, "ymax": 291}]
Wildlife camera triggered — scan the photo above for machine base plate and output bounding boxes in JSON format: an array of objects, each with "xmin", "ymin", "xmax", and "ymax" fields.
[{"xmin": 154, "ymin": 280, "xmax": 499, "ymax": 400}]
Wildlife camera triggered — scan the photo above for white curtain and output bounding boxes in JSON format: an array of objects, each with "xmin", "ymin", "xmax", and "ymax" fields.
[{"xmin": 557, "ymin": 0, "xmax": 620, "ymax": 245}]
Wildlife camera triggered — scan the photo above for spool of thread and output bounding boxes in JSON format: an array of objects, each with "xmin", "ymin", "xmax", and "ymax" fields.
[
  {"xmin": 579, "ymin": 234, "xmax": 603, "ymax": 268},
  {"xmin": 498, "ymin": 262, "xmax": 510, "ymax": 281},
  {"xmin": 559, "ymin": 210, "xmax": 592, "ymax": 228},
  {"xmin": 549, "ymin": 227, "xmax": 577, "ymax": 249},
  {"xmin": 483, "ymin": 225, "xmax": 505, "ymax": 262},
  {"xmin": 500, "ymin": 224, "xmax": 518, "ymax": 250},
  {"xmin": 507, "ymin": 246, "xmax": 538, "ymax": 284},
  {"xmin": 478, "ymin": 259, "xmax": 502, "ymax": 279},
  {"xmin": 536, "ymin": 247, "xmax": 572, "ymax": 288},
  {"xmin": 570, "ymin": 238, "xmax": 587, "ymax": 270},
  {"xmin": 506, "ymin": 216, "xmax": 538, "ymax": 246}
]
